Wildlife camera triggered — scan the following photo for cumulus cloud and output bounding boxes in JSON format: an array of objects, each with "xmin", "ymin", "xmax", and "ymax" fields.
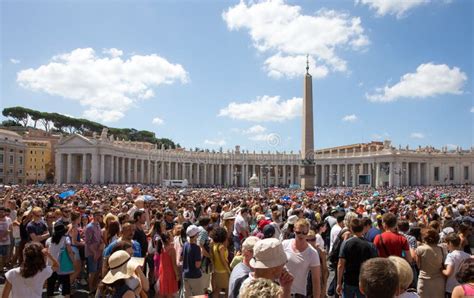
[
  {"xmin": 264, "ymin": 54, "xmax": 329, "ymax": 79},
  {"xmin": 356, "ymin": 0, "xmax": 429, "ymax": 18},
  {"xmin": 17, "ymin": 48, "xmax": 188, "ymax": 122},
  {"xmin": 152, "ymin": 117, "xmax": 164, "ymax": 125},
  {"xmin": 410, "ymin": 132, "xmax": 425, "ymax": 139},
  {"xmin": 342, "ymin": 114, "xmax": 358, "ymax": 122},
  {"xmin": 371, "ymin": 132, "xmax": 390, "ymax": 140},
  {"xmin": 102, "ymin": 48, "xmax": 123, "ymax": 58},
  {"xmin": 218, "ymin": 95, "xmax": 302, "ymax": 122},
  {"xmin": 204, "ymin": 139, "xmax": 226, "ymax": 146},
  {"xmin": 366, "ymin": 63, "xmax": 467, "ymax": 103},
  {"xmin": 10, "ymin": 58, "xmax": 20, "ymax": 64},
  {"xmin": 470, "ymin": 107, "xmax": 474, "ymax": 113},
  {"xmin": 223, "ymin": 0, "xmax": 369, "ymax": 79},
  {"xmin": 242, "ymin": 125, "xmax": 267, "ymax": 135}
]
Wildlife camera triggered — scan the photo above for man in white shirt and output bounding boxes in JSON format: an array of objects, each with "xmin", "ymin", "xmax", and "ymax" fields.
[
  {"xmin": 233, "ymin": 207, "xmax": 250, "ymax": 252},
  {"xmin": 282, "ymin": 218, "xmax": 321, "ymax": 297},
  {"xmin": 329, "ymin": 215, "xmax": 345, "ymax": 253}
]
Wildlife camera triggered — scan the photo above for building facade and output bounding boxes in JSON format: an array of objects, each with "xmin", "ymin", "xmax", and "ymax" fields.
[
  {"xmin": 24, "ymin": 140, "xmax": 52, "ymax": 184},
  {"xmin": 0, "ymin": 129, "xmax": 27, "ymax": 185},
  {"xmin": 55, "ymin": 130, "xmax": 474, "ymax": 187}
]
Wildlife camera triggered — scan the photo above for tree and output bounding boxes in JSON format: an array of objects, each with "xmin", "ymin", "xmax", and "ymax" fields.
[
  {"xmin": 39, "ymin": 112, "xmax": 53, "ymax": 132},
  {"xmin": 28, "ymin": 109, "xmax": 42, "ymax": 129},
  {"xmin": 2, "ymin": 107, "xmax": 29, "ymax": 126},
  {"xmin": 1, "ymin": 120, "xmax": 21, "ymax": 127}
]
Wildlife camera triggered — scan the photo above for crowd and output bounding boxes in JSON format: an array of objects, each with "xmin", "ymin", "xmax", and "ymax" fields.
[{"xmin": 0, "ymin": 183, "xmax": 471, "ymax": 298}]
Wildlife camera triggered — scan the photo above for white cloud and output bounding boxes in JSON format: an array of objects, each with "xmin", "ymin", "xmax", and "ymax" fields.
[
  {"xmin": 249, "ymin": 133, "xmax": 278, "ymax": 142},
  {"xmin": 367, "ymin": 63, "xmax": 467, "ymax": 103},
  {"xmin": 204, "ymin": 139, "xmax": 226, "ymax": 146},
  {"xmin": 371, "ymin": 132, "xmax": 390, "ymax": 140},
  {"xmin": 152, "ymin": 117, "xmax": 164, "ymax": 125},
  {"xmin": 342, "ymin": 114, "xmax": 358, "ymax": 122},
  {"xmin": 470, "ymin": 107, "xmax": 474, "ymax": 113},
  {"xmin": 223, "ymin": 1, "xmax": 369, "ymax": 78},
  {"xmin": 102, "ymin": 48, "xmax": 123, "ymax": 58},
  {"xmin": 218, "ymin": 95, "xmax": 302, "ymax": 122},
  {"xmin": 242, "ymin": 125, "xmax": 267, "ymax": 135},
  {"xmin": 264, "ymin": 54, "xmax": 329, "ymax": 79},
  {"xmin": 410, "ymin": 132, "xmax": 425, "ymax": 139},
  {"xmin": 10, "ymin": 58, "xmax": 20, "ymax": 64},
  {"xmin": 356, "ymin": 0, "xmax": 429, "ymax": 18},
  {"xmin": 446, "ymin": 144, "xmax": 457, "ymax": 150},
  {"xmin": 17, "ymin": 48, "xmax": 188, "ymax": 122}
]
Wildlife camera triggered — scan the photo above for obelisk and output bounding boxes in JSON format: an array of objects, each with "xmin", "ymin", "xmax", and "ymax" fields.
[{"xmin": 301, "ymin": 56, "xmax": 315, "ymax": 190}]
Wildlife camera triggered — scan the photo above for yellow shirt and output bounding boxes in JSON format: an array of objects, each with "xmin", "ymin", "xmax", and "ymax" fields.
[{"xmin": 211, "ymin": 243, "xmax": 228, "ymax": 273}]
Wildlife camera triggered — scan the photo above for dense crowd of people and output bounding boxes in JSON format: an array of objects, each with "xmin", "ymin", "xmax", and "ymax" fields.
[{"xmin": 0, "ymin": 184, "xmax": 471, "ymax": 298}]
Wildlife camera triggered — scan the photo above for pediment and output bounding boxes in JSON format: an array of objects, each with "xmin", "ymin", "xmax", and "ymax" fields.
[{"xmin": 58, "ymin": 134, "xmax": 95, "ymax": 147}]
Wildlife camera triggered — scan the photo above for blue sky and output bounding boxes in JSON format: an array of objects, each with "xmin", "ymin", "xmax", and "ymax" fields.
[{"xmin": 1, "ymin": 0, "xmax": 472, "ymax": 151}]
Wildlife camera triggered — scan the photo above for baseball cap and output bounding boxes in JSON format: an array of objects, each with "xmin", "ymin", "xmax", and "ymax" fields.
[
  {"xmin": 262, "ymin": 224, "xmax": 276, "ymax": 239},
  {"xmin": 287, "ymin": 215, "xmax": 298, "ymax": 225},
  {"xmin": 186, "ymin": 225, "xmax": 200, "ymax": 237},
  {"xmin": 250, "ymin": 238, "xmax": 287, "ymax": 269}
]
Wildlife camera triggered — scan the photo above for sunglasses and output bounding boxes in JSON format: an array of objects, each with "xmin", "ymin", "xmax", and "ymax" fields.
[
  {"xmin": 306, "ymin": 238, "xmax": 316, "ymax": 242},
  {"xmin": 294, "ymin": 230, "xmax": 308, "ymax": 235}
]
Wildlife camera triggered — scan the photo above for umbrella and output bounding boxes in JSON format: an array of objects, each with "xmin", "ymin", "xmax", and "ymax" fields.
[
  {"xmin": 282, "ymin": 195, "xmax": 291, "ymax": 201},
  {"xmin": 59, "ymin": 190, "xmax": 75, "ymax": 199},
  {"xmin": 143, "ymin": 195, "xmax": 156, "ymax": 202}
]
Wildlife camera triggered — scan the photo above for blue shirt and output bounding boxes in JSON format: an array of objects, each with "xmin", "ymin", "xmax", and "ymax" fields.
[
  {"xmin": 365, "ymin": 227, "xmax": 382, "ymax": 243},
  {"xmin": 103, "ymin": 239, "xmax": 142, "ymax": 257},
  {"xmin": 182, "ymin": 242, "xmax": 202, "ymax": 279}
]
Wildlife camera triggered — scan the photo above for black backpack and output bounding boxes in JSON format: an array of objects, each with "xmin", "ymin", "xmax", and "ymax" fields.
[{"xmin": 328, "ymin": 227, "xmax": 349, "ymax": 267}]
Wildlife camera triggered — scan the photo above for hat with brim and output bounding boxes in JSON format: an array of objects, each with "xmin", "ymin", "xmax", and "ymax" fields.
[
  {"xmin": 102, "ymin": 251, "xmax": 143, "ymax": 284},
  {"xmin": 249, "ymin": 238, "xmax": 287, "ymax": 269}
]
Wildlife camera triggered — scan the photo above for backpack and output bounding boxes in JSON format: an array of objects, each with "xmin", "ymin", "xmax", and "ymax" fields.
[{"xmin": 328, "ymin": 227, "xmax": 349, "ymax": 267}]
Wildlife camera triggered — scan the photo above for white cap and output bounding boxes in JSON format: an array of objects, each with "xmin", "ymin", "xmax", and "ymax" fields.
[
  {"xmin": 186, "ymin": 225, "xmax": 200, "ymax": 237},
  {"xmin": 250, "ymin": 238, "xmax": 287, "ymax": 269}
]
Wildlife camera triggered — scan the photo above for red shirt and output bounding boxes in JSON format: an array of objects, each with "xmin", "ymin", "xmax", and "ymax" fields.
[{"xmin": 374, "ymin": 231, "xmax": 409, "ymax": 258}]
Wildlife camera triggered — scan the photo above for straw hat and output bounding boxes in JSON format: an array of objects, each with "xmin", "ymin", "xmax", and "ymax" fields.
[{"xmin": 102, "ymin": 251, "xmax": 143, "ymax": 284}]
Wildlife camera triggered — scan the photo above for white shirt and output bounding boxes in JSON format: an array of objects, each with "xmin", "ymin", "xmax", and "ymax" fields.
[
  {"xmin": 282, "ymin": 239, "xmax": 320, "ymax": 296},
  {"xmin": 0, "ymin": 217, "xmax": 12, "ymax": 245},
  {"xmin": 445, "ymin": 249, "xmax": 471, "ymax": 292},
  {"xmin": 315, "ymin": 233, "xmax": 325, "ymax": 250},
  {"xmin": 329, "ymin": 224, "xmax": 342, "ymax": 253},
  {"xmin": 233, "ymin": 214, "xmax": 248, "ymax": 237},
  {"xmin": 5, "ymin": 266, "xmax": 53, "ymax": 298},
  {"xmin": 46, "ymin": 236, "xmax": 71, "ymax": 267}
]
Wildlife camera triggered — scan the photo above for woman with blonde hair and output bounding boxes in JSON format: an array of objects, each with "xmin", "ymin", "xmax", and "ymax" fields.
[
  {"xmin": 388, "ymin": 256, "xmax": 418, "ymax": 298},
  {"xmin": 239, "ymin": 277, "xmax": 283, "ymax": 298},
  {"xmin": 306, "ymin": 230, "xmax": 328, "ymax": 298}
]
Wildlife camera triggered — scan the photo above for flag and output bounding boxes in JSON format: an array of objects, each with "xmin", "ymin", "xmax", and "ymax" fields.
[
  {"xmin": 415, "ymin": 189, "xmax": 422, "ymax": 199},
  {"xmin": 59, "ymin": 190, "xmax": 75, "ymax": 199}
]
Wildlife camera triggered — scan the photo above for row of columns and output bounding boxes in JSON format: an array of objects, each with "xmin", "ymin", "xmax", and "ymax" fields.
[
  {"xmin": 56, "ymin": 153, "xmax": 471, "ymax": 187},
  {"xmin": 56, "ymin": 153, "xmax": 303, "ymax": 186}
]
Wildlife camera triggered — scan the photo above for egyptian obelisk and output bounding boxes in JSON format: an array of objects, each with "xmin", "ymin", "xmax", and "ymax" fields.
[{"xmin": 301, "ymin": 56, "xmax": 315, "ymax": 190}]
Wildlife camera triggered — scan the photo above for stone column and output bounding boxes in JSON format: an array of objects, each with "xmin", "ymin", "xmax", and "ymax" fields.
[
  {"xmin": 203, "ymin": 164, "xmax": 207, "ymax": 185},
  {"xmin": 274, "ymin": 165, "xmax": 279, "ymax": 186},
  {"xmin": 91, "ymin": 154, "xmax": 99, "ymax": 184},
  {"xmin": 66, "ymin": 153, "xmax": 72, "ymax": 183},
  {"xmin": 375, "ymin": 162, "xmax": 380, "ymax": 187},
  {"xmin": 389, "ymin": 162, "xmax": 394, "ymax": 187},
  {"xmin": 82, "ymin": 153, "xmax": 87, "ymax": 183},
  {"xmin": 321, "ymin": 164, "xmax": 326, "ymax": 186},
  {"xmin": 282, "ymin": 165, "xmax": 287, "ymax": 186},
  {"xmin": 196, "ymin": 163, "xmax": 200, "ymax": 185},
  {"xmin": 417, "ymin": 162, "xmax": 421, "ymax": 185},
  {"xmin": 140, "ymin": 159, "xmax": 144, "ymax": 183},
  {"xmin": 352, "ymin": 164, "xmax": 356, "ymax": 186},
  {"xmin": 110, "ymin": 155, "xmax": 115, "ymax": 183},
  {"xmin": 218, "ymin": 164, "xmax": 222, "ymax": 185},
  {"xmin": 126, "ymin": 158, "xmax": 131, "ymax": 183},
  {"xmin": 189, "ymin": 163, "xmax": 193, "ymax": 184},
  {"xmin": 337, "ymin": 164, "xmax": 342, "ymax": 186},
  {"xmin": 148, "ymin": 160, "xmax": 152, "ymax": 183},
  {"xmin": 290, "ymin": 165, "xmax": 294, "ymax": 185},
  {"xmin": 345, "ymin": 164, "xmax": 349, "ymax": 186},
  {"xmin": 99, "ymin": 154, "xmax": 105, "ymax": 184},
  {"xmin": 56, "ymin": 153, "xmax": 63, "ymax": 184},
  {"xmin": 121, "ymin": 157, "xmax": 125, "ymax": 183},
  {"xmin": 240, "ymin": 165, "xmax": 245, "ymax": 187}
]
